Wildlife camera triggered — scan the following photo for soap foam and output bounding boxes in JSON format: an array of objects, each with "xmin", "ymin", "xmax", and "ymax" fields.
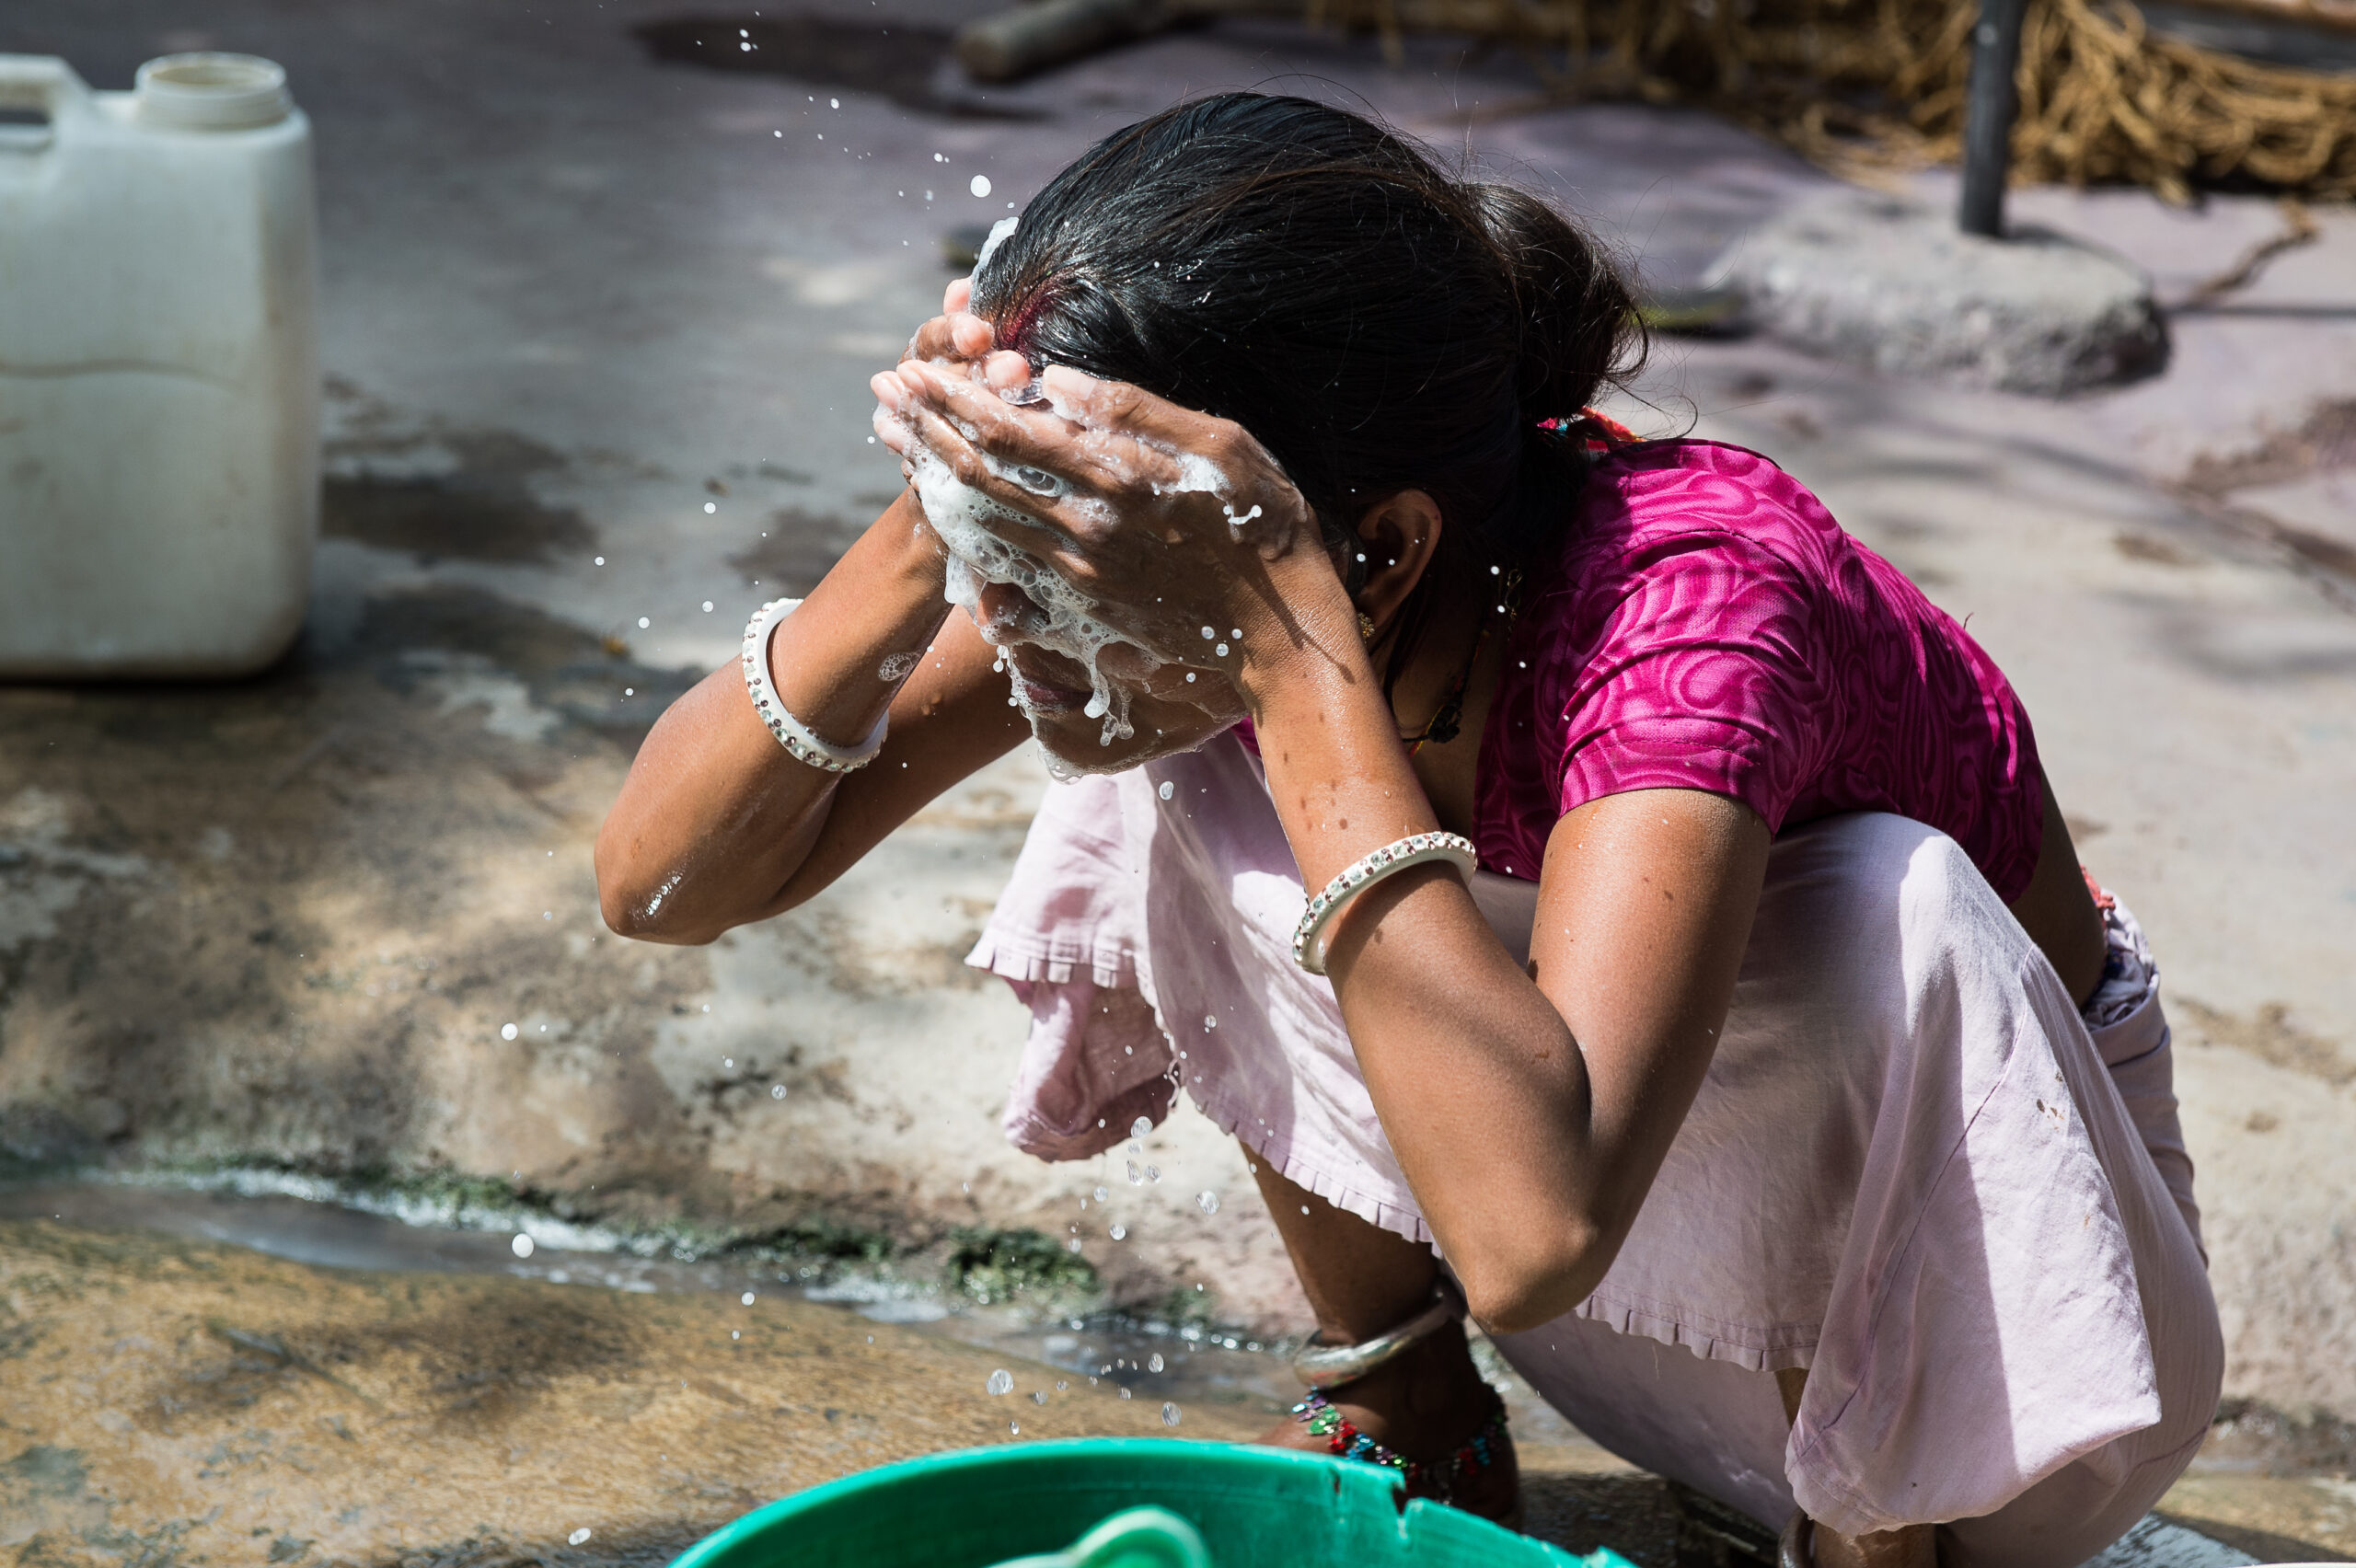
[
  {"xmin": 884, "ymin": 366, "xmax": 1266, "ymax": 773},
  {"xmin": 901, "ymin": 436, "xmax": 1152, "ymax": 757}
]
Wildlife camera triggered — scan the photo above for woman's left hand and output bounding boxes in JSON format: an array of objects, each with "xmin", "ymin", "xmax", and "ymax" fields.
[{"xmin": 872, "ymin": 360, "xmax": 1345, "ymax": 677}]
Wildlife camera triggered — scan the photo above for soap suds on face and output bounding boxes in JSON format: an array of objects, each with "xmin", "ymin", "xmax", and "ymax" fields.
[
  {"xmin": 901, "ymin": 438, "xmax": 1153, "ymax": 755},
  {"xmin": 880, "ymin": 360, "xmax": 1271, "ymax": 772}
]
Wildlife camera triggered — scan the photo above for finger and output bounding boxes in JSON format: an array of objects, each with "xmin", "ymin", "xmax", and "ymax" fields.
[
  {"xmin": 895, "ymin": 402, "xmax": 1099, "ymax": 564},
  {"xmin": 872, "ymin": 402, "xmax": 916, "ymax": 457},
  {"xmin": 982, "ymin": 350, "xmax": 1034, "ymax": 397},
  {"xmin": 904, "ymin": 316, "xmax": 957, "ymax": 366},
  {"xmin": 948, "ymin": 311, "xmax": 994, "ymax": 361},
  {"xmin": 945, "ymin": 276, "xmax": 973, "ymax": 314},
  {"xmin": 1039, "ymin": 365, "xmax": 1234, "ymax": 456},
  {"xmin": 903, "ymin": 360, "xmax": 1180, "ymax": 502}
]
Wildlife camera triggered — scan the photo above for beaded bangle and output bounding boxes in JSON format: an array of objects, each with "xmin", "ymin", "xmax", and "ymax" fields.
[
  {"xmin": 740, "ymin": 597, "xmax": 888, "ymax": 773},
  {"xmin": 1290, "ymin": 831, "xmax": 1478, "ymax": 976}
]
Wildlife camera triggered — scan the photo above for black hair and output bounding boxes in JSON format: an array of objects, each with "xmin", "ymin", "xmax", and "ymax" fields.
[{"xmin": 971, "ymin": 91, "xmax": 1646, "ymax": 692}]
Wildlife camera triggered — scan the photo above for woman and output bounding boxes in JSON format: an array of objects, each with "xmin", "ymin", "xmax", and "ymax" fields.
[{"xmin": 596, "ymin": 94, "xmax": 2218, "ymax": 1567}]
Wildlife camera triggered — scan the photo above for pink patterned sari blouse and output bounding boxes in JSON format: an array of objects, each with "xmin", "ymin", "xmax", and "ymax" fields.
[{"xmin": 1474, "ymin": 440, "xmax": 2045, "ymax": 900}]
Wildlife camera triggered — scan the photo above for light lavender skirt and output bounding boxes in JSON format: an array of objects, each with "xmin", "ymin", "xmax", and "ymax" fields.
[{"xmin": 968, "ymin": 732, "xmax": 2220, "ymax": 1565}]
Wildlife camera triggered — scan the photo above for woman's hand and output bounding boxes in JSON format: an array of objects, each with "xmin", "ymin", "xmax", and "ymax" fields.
[{"xmin": 871, "ymin": 359, "xmax": 1336, "ymax": 680}]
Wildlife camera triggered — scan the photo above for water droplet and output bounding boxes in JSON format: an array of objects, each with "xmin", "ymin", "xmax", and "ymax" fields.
[
  {"xmin": 637, "ymin": 616, "xmax": 651, "ymax": 628},
  {"xmin": 1204, "ymin": 1014, "xmax": 1217, "ymax": 1030},
  {"xmin": 731, "ymin": 1329, "xmax": 740, "ymax": 1340},
  {"xmin": 703, "ymin": 502, "xmax": 717, "ymax": 514},
  {"xmin": 500, "ymin": 1022, "xmax": 518, "ymax": 1041},
  {"xmin": 1131, "ymin": 1116, "xmax": 1152, "ymax": 1137},
  {"xmin": 987, "ymin": 1369, "xmax": 1014, "ymax": 1395},
  {"xmin": 970, "ymin": 174, "xmax": 993, "ymax": 198},
  {"xmin": 701, "ymin": 600, "xmax": 714, "ymax": 612},
  {"xmin": 1149, "ymin": 1353, "xmax": 1165, "ymax": 1372},
  {"xmin": 1196, "ymin": 1190, "xmax": 1219, "ymax": 1215},
  {"xmin": 1118, "ymin": 1386, "xmax": 1133, "ymax": 1400},
  {"xmin": 770, "ymin": 1084, "xmax": 787, "ymax": 1100},
  {"xmin": 1214, "ymin": 642, "xmax": 1229, "ymax": 657},
  {"xmin": 569, "ymin": 1528, "xmax": 593, "ymax": 1547},
  {"xmin": 1158, "ymin": 780, "xmax": 1174, "ymax": 800},
  {"xmin": 511, "ymin": 1234, "xmax": 534, "ymax": 1258},
  {"xmin": 1145, "ymin": 1165, "xmax": 1160, "ymax": 1182},
  {"xmin": 1030, "ymin": 1389, "xmax": 1047, "ymax": 1405},
  {"xmin": 1200, "ymin": 626, "xmax": 1215, "ymax": 639},
  {"xmin": 1126, "ymin": 1160, "xmax": 1143, "ymax": 1184},
  {"xmin": 1093, "ymin": 1186, "xmax": 1109, "ymax": 1202},
  {"xmin": 1110, "ymin": 1224, "xmax": 1127, "ymax": 1240},
  {"xmin": 1161, "ymin": 1401, "xmax": 1182, "ymax": 1427},
  {"xmin": 741, "ymin": 1291, "xmax": 756, "ymax": 1306},
  {"xmin": 1011, "ymin": 1420, "xmax": 1021, "ymax": 1433}
]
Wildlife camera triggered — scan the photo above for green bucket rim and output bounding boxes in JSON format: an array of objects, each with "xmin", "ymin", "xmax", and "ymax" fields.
[{"xmin": 666, "ymin": 1438, "xmax": 1592, "ymax": 1568}]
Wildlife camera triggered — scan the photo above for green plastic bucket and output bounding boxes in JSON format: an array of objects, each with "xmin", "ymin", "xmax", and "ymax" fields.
[{"xmin": 669, "ymin": 1439, "xmax": 1634, "ymax": 1568}]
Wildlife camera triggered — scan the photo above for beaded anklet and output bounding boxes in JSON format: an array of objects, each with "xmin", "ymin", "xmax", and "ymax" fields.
[{"xmin": 1289, "ymin": 1387, "xmax": 1508, "ymax": 1505}]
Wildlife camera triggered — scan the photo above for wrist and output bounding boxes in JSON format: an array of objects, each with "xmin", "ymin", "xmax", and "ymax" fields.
[{"xmin": 1234, "ymin": 553, "xmax": 1370, "ymax": 720}]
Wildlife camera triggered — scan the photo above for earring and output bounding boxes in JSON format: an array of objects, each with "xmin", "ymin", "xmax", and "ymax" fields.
[{"xmin": 1357, "ymin": 611, "xmax": 1377, "ymax": 643}]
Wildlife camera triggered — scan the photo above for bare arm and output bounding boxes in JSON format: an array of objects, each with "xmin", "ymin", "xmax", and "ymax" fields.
[
  {"xmin": 595, "ymin": 491, "xmax": 1027, "ymax": 944},
  {"xmin": 1246, "ymin": 566, "xmax": 1771, "ymax": 1333},
  {"xmin": 875, "ymin": 361, "xmax": 1775, "ymax": 1333}
]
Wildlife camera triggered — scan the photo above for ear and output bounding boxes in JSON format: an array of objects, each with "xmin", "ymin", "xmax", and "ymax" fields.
[{"xmin": 1349, "ymin": 490, "xmax": 1444, "ymax": 639}]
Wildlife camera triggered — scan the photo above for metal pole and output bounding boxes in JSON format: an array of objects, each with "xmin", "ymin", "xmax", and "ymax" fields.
[{"xmin": 1958, "ymin": 0, "xmax": 2030, "ymax": 237}]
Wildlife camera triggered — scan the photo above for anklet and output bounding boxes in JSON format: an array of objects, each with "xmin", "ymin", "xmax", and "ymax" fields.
[
  {"xmin": 1289, "ymin": 1387, "xmax": 1507, "ymax": 1504},
  {"xmin": 1291, "ymin": 1282, "xmax": 1466, "ymax": 1389}
]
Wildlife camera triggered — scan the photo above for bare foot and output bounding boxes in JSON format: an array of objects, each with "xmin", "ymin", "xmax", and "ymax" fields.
[{"xmin": 1253, "ymin": 1323, "xmax": 1521, "ymax": 1526}]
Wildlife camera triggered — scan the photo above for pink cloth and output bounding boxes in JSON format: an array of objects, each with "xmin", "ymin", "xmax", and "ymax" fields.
[
  {"xmin": 969, "ymin": 737, "xmax": 2219, "ymax": 1557},
  {"xmin": 1476, "ymin": 441, "xmax": 2046, "ymax": 900}
]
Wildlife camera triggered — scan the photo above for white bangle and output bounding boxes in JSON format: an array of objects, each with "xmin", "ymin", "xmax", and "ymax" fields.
[
  {"xmin": 1291, "ymin": 831, "xmax": 1478, "ymax": 975},
  {"xmin": 740, "ymin": 597, "xmax": 888, "ymax": 773}
]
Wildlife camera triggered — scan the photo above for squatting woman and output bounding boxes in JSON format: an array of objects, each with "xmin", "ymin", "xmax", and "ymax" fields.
[{"xmin": 597, "ymin": 93, "xmax": 2219, "ymax": 1567}]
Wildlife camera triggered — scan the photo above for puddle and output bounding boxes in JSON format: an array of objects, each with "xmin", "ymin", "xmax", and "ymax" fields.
[
  {"xmin": 325, "ymin": 428, "xmax": 595, "ymax": 565},
  {"xmin": 0, "ymin": 1179, "xmax": 1299, "ymax": 1422}
]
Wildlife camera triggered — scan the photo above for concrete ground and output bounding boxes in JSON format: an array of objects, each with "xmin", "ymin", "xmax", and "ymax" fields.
[{"xmin": 1, "ymin": 0, "xmax": 2353, "ymax": 1557}]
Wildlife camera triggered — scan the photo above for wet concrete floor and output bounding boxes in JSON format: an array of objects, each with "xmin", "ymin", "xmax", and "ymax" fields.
[
  {"xmin": 0, "ymin": 1193, "xmax": 1689, "ymax": 1567},
  {"xmin": 2, "ymin": 1189, "xmax": 2352, "ymax": 1565}
]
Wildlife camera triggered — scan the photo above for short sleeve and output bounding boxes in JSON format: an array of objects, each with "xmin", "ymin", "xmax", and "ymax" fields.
[{"xmin": 1548, "ymin": 531, "xmax": 1829, "ymax": 830}]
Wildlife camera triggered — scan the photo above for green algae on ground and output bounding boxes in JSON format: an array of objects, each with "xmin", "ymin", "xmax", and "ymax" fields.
[{"xmin": 946, "ymin": 1226, "xmax": 1101, "ymax": 1308}]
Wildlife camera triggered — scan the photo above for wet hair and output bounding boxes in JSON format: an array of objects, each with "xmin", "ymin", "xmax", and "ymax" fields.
[{"xmin": 971, "ymin": 91, "xmax": 1646, "ymax": 689}]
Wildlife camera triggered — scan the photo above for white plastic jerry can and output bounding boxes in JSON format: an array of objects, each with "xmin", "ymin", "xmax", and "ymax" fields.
[{"xmin": 0, "ymin": 53, "xmax": 318, "ymax": 677}]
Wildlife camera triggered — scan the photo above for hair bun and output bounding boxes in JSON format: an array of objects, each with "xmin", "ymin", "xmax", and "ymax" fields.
[{"xmin": 1468, "ymin": 183, "xmax": 1644, "ymax": 426}]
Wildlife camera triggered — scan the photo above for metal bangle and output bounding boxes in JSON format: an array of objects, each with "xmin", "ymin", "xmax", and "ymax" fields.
[
  {"xmin": 1290, "ymin": 1281, "xmax": 1466, "ymax": 1391},
  {"xmin": 1779, "ymin": 1511, "xmax": 1814, "ymax": 1568},
  {"xmin": 1290, "ymin": 831, "xmax": 1478, "ymax": 976},
  {"xmin": 740, "ymin": 597, "xmax": 888, "ymax": 773}
]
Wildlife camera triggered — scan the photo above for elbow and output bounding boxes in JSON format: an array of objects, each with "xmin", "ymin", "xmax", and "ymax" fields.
[
  {"xmin": 1452, "ymin": 1219, "xmax": 1618, "ymax": 1338},
  {"xmin": 595, "ymin": 836, "xmax": 713, "ymax": 947}
]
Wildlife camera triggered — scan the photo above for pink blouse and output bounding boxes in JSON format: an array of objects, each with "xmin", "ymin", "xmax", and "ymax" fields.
[{"xmin": 1473, "ymin": 441, "xmax": 2044, "ymax": 900}]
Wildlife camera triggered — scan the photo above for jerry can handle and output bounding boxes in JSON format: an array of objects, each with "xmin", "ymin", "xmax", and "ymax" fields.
[{"xmin": 0, "ymin": 55, "xmax": 90, "ymax": 118}]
